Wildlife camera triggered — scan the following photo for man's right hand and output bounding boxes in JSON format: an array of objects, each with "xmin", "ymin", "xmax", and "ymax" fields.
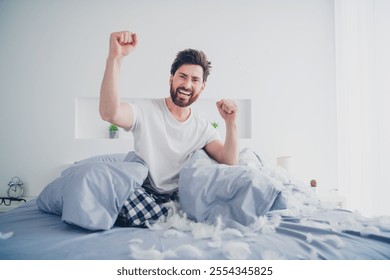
[
  {"xmin": 108, "ymin": 31, "xmax": 138, "ymax": 59},
  {"xmin": 100, "ymin": 31, "xmax": 137, "ymax": 130}
]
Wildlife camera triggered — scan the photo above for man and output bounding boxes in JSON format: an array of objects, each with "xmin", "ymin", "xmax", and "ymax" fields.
[{"xmin": 99, "ymin": 31, "xmax": 238, "ymax": 227}]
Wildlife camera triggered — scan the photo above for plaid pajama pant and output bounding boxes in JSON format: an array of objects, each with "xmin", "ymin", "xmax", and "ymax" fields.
[{"xmin": 115, "ymin": 180, "xmax": 178, "ymax": 228}]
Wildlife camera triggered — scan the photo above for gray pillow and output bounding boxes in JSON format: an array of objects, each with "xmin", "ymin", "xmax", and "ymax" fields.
[
  {"xmin": 179, "ymin": 149, "xmax": 282, "ymax": 227},
  {"xmin": 74, "ymin": 153, "xmax": 127, "ymax": 164},
  {"xmin": 37, "ymin": 152, "xmax": 148, "ymax": 230}
]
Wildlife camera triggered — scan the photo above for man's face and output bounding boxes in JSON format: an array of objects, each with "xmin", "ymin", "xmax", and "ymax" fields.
[{"xmin": 169, "ymin": 64, "xmax": 205, "ymax": 108}]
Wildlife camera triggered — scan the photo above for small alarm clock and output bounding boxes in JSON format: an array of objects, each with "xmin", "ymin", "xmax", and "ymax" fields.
[{"xmin": 7, "ymin": 176, "xmax": 24, "ymax": 198}]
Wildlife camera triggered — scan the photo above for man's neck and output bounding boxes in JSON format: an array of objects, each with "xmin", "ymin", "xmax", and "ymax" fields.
[{"xmin": 165, "ymin": 98, "xmax": 191, "ymax": 122}]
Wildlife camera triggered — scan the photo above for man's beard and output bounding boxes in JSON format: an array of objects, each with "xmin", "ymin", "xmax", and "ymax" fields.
[{"xmin": 170, "ymin": 85, "xmax": 200, "ymax": 108}]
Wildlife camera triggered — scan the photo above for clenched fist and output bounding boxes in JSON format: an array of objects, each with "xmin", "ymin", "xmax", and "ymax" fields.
[
  {"xmin": 216, "ymin": 99, "xmax": 238, "ymax": 123},
  {"xmin": 108, "ymin": 31, "xmax": 138, "ymax": 59}
]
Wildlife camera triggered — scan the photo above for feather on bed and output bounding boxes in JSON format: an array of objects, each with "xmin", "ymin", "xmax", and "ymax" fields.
[{"xmin": 1, "ymin": 149, "xmax": 389, "ymax": 260}]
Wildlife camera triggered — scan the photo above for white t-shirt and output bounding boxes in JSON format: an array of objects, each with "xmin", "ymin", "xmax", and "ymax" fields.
[{"xmin": 130, "ymin": 98, "xmax": 221, "ymax": 194}]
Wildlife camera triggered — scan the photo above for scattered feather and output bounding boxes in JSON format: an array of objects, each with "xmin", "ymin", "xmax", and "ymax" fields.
[
  {"xmin": 0, "ymin": 231, "xmax": 14, "ymax": 240},
  {"xmin": 148, "ymin": 211, "xmax": 192, "ymax": 232},
  {"xmin": 128, "ymin": 238, "xmax": 143, "ymax": 244},
  {"xmin": 325, "ymin": 235, "xmax": 344, "ymax": 248},
  {"xmin": 299, "ymin": 218, "xmax": 331, "ymax": 230},
  {"xmin": 221, "ymin": 228, "xmax": 244, "ymax": 238},
  {"xmin": 360, "ymin": 226, "xmax": 381, "ymax": 237},
  {"xmin": 168, "ymin": 244, "xmax": 204, "ymax": 259},
  {"xmin": 306, "ymin": 233, "xmax": 344, "ymax": 248},
  {"xmin": 247, "ymin": 214, "xmax": 281, "ymax": 235},
  {"xmin": 190, "ymin": 222, "xmax": 216, "ymax": 240},
  {"xmin": 163, "ymin": 229, "xmax": 187, "ymax": 239},
  {"xmin": 129, "ymin": 244, "xmax": 164, "ymax": 260},
  {"xmin": 190, "ymin": 215, "xmax": 224, "ymax": 241},
  {"xmin": 222, "ymin": 241, "xmax": 251, "ymax": 260},
  {"xmin": 129, "ymin": 242, "xmax": 204, "ymax": 260},
  {"xmin": 306, "ymin": 232, "xmax": 314, "ymax": 243}
]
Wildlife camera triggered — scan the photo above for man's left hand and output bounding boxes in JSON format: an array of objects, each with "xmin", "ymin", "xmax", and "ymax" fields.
[{"xmin": 216, "ymin": 99, "xmax": 238, "ymax": 123}]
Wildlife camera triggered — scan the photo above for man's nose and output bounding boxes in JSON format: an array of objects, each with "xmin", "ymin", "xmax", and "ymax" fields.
[{"xmin": 183, "ymin": 78, "xmax": 192, "ymax": 89}]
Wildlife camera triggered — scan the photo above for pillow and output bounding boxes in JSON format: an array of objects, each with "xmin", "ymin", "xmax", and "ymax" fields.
[
  {"xmin": 74, "ymin": 153, "xmax": 127, "ymax": 164},
  {"xmin": 239, "ymin": 147, "xmax": 292, "ymax": 187},
  {"xmin": 178, "ymin": 149, "xmax": 282, "ymax": 227},
  {"xmin": 238, "ymin": 147, "xmax": 264, "ymax": 169},
  {"xmin": 37, "ymin": 152, "xmax": 148, "ymax": 230}
]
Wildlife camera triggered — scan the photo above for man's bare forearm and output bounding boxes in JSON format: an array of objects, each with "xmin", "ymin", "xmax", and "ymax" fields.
[
  {"xmin": 99, "ymin": 57, "xmax": 122, "ymax": 122},
  {"xmin": 99, "ymin": 31, "xmax": 137, "ymax": 129},
  {"xmin": 222, "ymin": 121, "xmax": 238, "ymax": 165},
  {"xmin": 205, "ymin": 99, "xmax": 239, "ymax": 165}
]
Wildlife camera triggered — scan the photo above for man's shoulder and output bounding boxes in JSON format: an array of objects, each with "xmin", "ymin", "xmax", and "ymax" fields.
[
  {"xmin": 131, "ymin": 98, "xmax": 164, "ymax": 109},
  {"xmin": 191, "ymin": 110, "xmax": 209, "ymax": 124}
]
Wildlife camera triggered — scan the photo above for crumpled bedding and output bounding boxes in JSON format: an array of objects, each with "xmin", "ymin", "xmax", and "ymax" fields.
[
  {"xmin": 36, "ymin": 152, "xmax": 148, "ymax": 230},
  {"xmin": 1, "ymin": 148, "xmax": 390, "ymax": 260},
  {"xmin": 35, "ymin": 148, "xmax": 290, "ymax": 231},
  {"xmin": 179, "ymin": 149, "xmax": 284, "ymax": 227},
  {"xmin": 1, "ymin": 198, "xmax": 389, "ymax": 259}
]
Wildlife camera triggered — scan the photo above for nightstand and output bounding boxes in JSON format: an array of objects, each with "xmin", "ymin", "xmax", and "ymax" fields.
[{"xmin": 0, "ymin": 197, "xmax": 33, "ymax": 213}]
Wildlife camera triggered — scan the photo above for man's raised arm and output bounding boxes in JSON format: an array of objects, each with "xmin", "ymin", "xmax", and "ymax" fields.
[
  {"xmin": 205, "ymin": 99, "xmax": 239, "ymax": 165},
  {"xmin": 99, "ymin": 31, "xmax": 138, "ymax": 130}
]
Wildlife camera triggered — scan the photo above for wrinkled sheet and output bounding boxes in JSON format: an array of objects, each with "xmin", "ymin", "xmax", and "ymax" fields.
[
  {"xmin": 1, "ymin": 149, "xmax": 390, "ymax": 260},
  {"xmin": 1, "ymin": 199, "xmax": 390, "ymax": 259}
]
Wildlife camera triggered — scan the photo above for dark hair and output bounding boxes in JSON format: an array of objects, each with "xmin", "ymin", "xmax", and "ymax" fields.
[{"xmin": 170, "ymin": 49, "xmax": 211, "ymax": 82}]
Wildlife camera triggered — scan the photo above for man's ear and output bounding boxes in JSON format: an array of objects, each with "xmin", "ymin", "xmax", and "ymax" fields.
[
  {"xmin": 169, "ymin": 75, "xmax": 173, "ymax": 85},
  {"xmin": 201, "ymin": 81, "xmax": 206, "ymax": 91}
]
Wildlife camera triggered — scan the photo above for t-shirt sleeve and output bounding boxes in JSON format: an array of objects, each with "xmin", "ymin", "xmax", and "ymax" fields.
[
  {"xmin": 120, "ymin": 102, "xmax": 138, "ymax": 132},
  {"xmin": 129, "ymin": 102, "xmax": 140, "ymax": 133},
  {"xmin": 204, "ymin": 120, "xmax": 222, "ymax": 145}
]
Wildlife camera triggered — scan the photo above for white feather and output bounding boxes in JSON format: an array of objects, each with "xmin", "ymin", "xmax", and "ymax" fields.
[
  {"xmin": 306, "ymin": 233, "xmax": 344, "ymax": 248},
  {"xmin": 360, "ymin": 226, "xmax": 381, "ymax": 236},
  {"xmin": 148, "ymin": 211, "xmax": 192, "ymax": 232},
  {"xmin": 0, "ymin": 231, "xmax": 13, "ymax": 240},
  {"xmin": 222, "ymin": 241, "xmax": 251, "ymax": 260},
  {"xmin": 306, "ymin": 232, "xmax": 314, "ymax": 243},
  {"xmin": 247, "ymin": 214, "xmax": 281, "ymax": 235},
  {"xmin": 129, "ymin": 242, "xmax": 204, "ymax": 260},
  {"xmin": 324, "ymin": 235, "xmax": 344, "ymax": 248},
  {"xmin": 190, "ymin": 222, "xmax": 215, "ymax": 239},
  {"xmin": 163, "ymin": 229, "xmax": 187, "ymax": 238},
  {"xmin": 129, "ymin": 244, "xmax": 164, "ymax": 260},
  {"xmin": 169, "ymin": 244, "xmax": 204, "ymax": 259},
  {"xmin": 300, "ymin": 218, "xmax": 331, "ymax": 230},
  {"xmin": 190, "ymin": 216, "xmax": 224, "ymax": 240},
  {"xmin": 221, "ymin": 228, "xmax": 244, "ymax": 238},
  {"xmin": 128, "ymin": 238, "xmax": 143, "ymax": 244}
]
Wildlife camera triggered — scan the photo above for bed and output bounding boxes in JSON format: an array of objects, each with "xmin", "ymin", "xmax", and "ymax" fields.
[{"xmin": 1, "ymin": 148, "xmax": 390, "ymax": 260}]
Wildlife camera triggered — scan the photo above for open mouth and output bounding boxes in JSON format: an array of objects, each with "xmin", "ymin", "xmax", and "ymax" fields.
[{"xmin": 178, "ymin": 89, "xmax": 191, "ymax": 97}]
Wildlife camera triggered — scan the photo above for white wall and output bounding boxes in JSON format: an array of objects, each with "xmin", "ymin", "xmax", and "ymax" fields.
[
  {"xmin": 334, "ymin": 0, "xmax": 390, "ymax": 217},
  {"xmin": 375, "ymin": 0, "xmax": 390, "ymax": 216},
  {"xmin": 0, "ymin": 0, "xmax": 337, "ymax": 197}
]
